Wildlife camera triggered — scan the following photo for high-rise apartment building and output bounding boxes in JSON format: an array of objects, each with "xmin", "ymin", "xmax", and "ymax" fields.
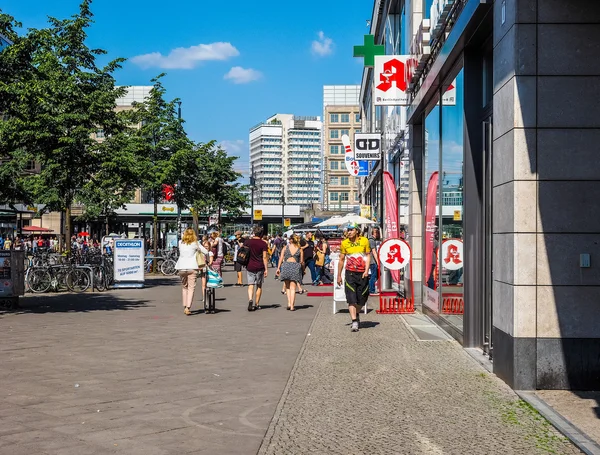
[
  {"xmin": 249, "ymin": 114, "xmax": 322, "ymax": 206},
  {"xmin": 322, "ymin": 85, "xmax": 361, "ymax": 211}
]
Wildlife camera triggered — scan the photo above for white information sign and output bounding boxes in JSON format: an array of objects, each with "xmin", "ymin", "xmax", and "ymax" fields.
[
  {"xmin": 354, "ymin": 133, "xmax": 381, "ymax": 161},
  {"xmin": 374, "ymin": 55, "xmax": 411, "ymax": 106},
  {"xmin": 113, "ymin": 239, "xmax": 145, "ymax": 288},
  {"xmin": 341, "ymin": 134, "xmax": 360, "ymax": 176}
]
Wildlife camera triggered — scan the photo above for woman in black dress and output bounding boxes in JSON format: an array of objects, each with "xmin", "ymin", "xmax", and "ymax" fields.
[{"xmin": 276, "ymin": 234, "xmax": 303, "ymax": 311}]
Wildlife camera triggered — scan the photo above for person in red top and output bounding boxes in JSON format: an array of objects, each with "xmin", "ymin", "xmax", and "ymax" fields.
[{"xmin": 245, "ymin": 225, "xmax": 269, "ymax": 311}]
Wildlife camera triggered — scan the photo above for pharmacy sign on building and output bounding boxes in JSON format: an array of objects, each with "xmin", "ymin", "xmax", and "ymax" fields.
[{"xmin": 374, "ymin": 55, "xmax": 411, "ymax": 106}]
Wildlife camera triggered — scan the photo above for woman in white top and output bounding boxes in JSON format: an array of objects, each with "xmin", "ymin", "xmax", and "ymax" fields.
[{"xmin": 175, "ymin": 228, "xmax": 210, "ymax": 315}]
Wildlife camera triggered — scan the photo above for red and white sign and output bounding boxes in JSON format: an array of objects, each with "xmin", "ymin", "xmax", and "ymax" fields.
[
  {"xmin": 378, "ymin": 238, "xmax": 411, "ymax": 271},
  {"xmin": 374, "ymin": 55, "xmax": 411, "ymax": 106},
  {"xmin": 442, "ymin": 79, "xmax": 457, "ymax": 106},
  {"xmin": 342, "ymin": 134, "xmax": 359, "ymax": 176},
  {"xmin": 441, "ymin": 239, "xmax": 463, "ymax": 270}
]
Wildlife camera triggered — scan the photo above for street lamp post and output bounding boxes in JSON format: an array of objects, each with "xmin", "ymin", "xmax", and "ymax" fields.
[
  {"xmin": 250, "ymin": 165, "xmax": 255, "ymax": 228},
  {"xmin": 176, "ymin": 101, "xmax": 182, "ymax": 242}
]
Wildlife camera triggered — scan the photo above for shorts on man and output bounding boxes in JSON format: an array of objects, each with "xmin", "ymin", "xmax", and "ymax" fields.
[{"xmin": 247, "ymin": 270, "xmax": 264, "ymax": 287}]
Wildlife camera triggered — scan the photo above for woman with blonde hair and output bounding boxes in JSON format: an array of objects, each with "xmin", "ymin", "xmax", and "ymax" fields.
[
  {"xmin": 276, "ymin": 233, "xmax": 303, "ymax": 311},
  {"xmin": 175, "ymin": 228, "xmax": 210, "ymax": 315}
]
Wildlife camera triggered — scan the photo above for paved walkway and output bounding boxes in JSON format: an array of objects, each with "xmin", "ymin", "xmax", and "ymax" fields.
[
  {"xmin": 259, "ymin": 302, "xmax": 581, "ymax": 455},
  {"xmin": 0, "ymin": 267, "xmax": 583, "ymax": 454},
  {"xmin": 0, "ymin": 270, "xmax": 317, "ymax": 454}
]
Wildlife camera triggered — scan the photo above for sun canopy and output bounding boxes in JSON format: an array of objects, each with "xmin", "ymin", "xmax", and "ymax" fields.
[{"xmin": 22, "ymin": 226, "xmax": 53, "ymax": 232}]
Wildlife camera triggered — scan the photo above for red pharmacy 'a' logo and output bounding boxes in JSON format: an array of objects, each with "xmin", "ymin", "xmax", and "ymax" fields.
[{"xmin": 376, "ymin": 59, "xmax": 407, "ymax": 93}]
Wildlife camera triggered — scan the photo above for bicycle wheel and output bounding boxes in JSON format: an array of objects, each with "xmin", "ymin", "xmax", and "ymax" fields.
[
  {"xmin": 54, "ymin": 268, "xmax": 70, "ymax": 292},
  {"xmin": 93, "ymin": 267, "xmax": 106, "ymax": 291},
  {"xmin": 28, "ymin": 269, "xmax": 52, "ymax": 293},
  {"xmin": 66, "ymin": 269, "xmax": 90, "ymax": 293},
  {"xmin": 160, "ymin": 259, "xmax": 177, "ymax": 276}
]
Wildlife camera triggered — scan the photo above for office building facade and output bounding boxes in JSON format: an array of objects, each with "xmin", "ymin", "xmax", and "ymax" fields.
[
  {"xmin": 249, "ymin": 114, "xmax": 322, "ymax": 206},
  {"xmin": 322, "ymin": 85, "xmax": 362, "ymax": 211},
  {"xmin": 360, "ymin": 0, "xmax": 600, "ymax": 390}
]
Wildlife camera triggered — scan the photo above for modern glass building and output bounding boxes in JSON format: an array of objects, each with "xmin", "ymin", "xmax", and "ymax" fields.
[{"xmin": 360, "ymin": 0, "xmax": 600, "ymax": 390}]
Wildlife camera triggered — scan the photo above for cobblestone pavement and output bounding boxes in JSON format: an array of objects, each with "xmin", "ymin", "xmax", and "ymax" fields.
[
  {"xmin": 0, "ymin": 270, "xmax": 317, "ymax": 454},
  {"xmin": 259, "ymin": 301, "xmax": 581, "ymax": 455}
]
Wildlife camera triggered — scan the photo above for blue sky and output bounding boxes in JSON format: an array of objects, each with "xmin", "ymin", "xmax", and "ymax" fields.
[{"xmin": 5, "ymin": 0, "xmax": 373, "ymax": 178}]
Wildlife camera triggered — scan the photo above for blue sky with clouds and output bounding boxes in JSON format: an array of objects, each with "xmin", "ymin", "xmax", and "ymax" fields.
[{"xmin": 5, "ymin": 0, "xmax": 373, "ymax": 177}]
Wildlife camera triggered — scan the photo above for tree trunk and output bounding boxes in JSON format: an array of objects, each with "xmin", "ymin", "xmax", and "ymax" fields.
[
  {"xmin": 65, "ymin": 205, "xmax": 72, "ymax": 254},
  {"xmin": 152, "ymin": 197, "xmax": 158, "ymax": 274},
  {"xmin": 217, "ymin": 206, "xmax": 222, "ymax": 230},
  {"xmin": 192, "ymin": 207, "xmax": 199, "ymax": 236},
  {"xmin": 105, "ymin": 215, "xmax": 109, "ymax": 236}
]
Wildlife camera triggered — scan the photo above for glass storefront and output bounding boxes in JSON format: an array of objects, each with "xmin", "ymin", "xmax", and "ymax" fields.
[{"xmin": 422, "ymin": 68, "xmax": 465, "ymax": 335}]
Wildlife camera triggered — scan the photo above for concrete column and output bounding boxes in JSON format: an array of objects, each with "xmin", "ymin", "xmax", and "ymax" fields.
[
  {"xmin": 492, "ymin": 0, "xmax": 600, "ymax": 390},
  {"xmin": 408, "ymin": 122, "xmax": 423, "ymax": 304}
]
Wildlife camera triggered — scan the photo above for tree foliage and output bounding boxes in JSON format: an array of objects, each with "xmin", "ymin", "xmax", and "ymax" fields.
[{"xmin": 0, "ymin": 1, "xmax": 130, "ymax": 244}]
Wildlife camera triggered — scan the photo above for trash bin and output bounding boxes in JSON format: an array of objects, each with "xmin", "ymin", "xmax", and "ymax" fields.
[
  {"xmin": 380, "ymin": 267, "xmax": 393, "ymax": 292},
  {"xmin": 0, "ymin": 250, "xmax": 25, "ymax": 309}
]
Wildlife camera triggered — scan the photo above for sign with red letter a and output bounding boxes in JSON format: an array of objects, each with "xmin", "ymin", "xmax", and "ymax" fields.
[{"xmin": 374, "ymin": 55, "xmax": 411, "ymax": 106}]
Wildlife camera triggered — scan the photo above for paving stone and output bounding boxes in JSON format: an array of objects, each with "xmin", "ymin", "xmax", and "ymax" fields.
[{"xmin": 259, "ymin": 302, "xmax": 581, "ymax": 455}]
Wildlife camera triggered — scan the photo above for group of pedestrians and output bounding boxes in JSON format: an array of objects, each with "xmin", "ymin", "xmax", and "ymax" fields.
[{"xmin": 172, "ymin": 223, "xmax": 380, "ymax": 333}]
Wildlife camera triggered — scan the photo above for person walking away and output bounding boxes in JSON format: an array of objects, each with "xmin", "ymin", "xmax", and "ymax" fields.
[
  {"xmin": 368, "ymin": 227, "xmax": 382, "ymax": 295},
  {"xmin": 337, "ymin": 223, "xmax": 371, "ymax": 332},
  {"xmin": 272, "ymin": 233, "xmax": 283, "ymax": 270},
  {"xmin": 301, "ymin": 232, "xmax": 318, "ymax": 285},
  {"xmin": 276, "ymin": 233, "xmax": 303, "ymax": 311},
  {"xmin": 175, "ymin": 228, "xmax": 210, "ymax": 315},
  {"xmin": 233, "ymin": 231, "xmax": 245, "ymax": 286},
  {"xmin": 209, "ymin": 231, "xmax": 224, "ymax": 276},
  {"xmin": 200, "ymin": 235, "xmax": 214, "ymax": 301},
  {"xmin": 245, "ymin": 226, "xmax": 269, "ymax": 311}
]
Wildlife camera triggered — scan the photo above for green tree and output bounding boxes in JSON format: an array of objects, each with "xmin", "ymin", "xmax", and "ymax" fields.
[
  {"xmin": 0, "ymin": 1, "xmax": 128, "ymax": 250},
  {"xmin": 122, "ymin": 74, "xmax": 191, "ymax": 268}
]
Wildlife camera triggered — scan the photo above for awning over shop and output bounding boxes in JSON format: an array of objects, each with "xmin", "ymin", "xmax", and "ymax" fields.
[{"xmin": 22, "ymin": 226, "xmax": 53, "ymax": 232}]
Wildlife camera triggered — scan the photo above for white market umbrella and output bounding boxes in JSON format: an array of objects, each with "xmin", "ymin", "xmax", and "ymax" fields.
[
  {"xmin": 315, "ymin": 216, "xmax": 345, "ymax": 227},
  {"xmin": 338, "ymin": 213, "xmax": 377, "ymax": 225}
]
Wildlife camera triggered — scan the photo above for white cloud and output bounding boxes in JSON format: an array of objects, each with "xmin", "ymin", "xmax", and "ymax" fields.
[
  {"xmin": 220, "ymin": 139, "xmax": 245, "ymax": 154},
  {"xmin": 131, "ymin": 42, "xmax": 239, "ymax": 69},
  {"xmin": 311, "ymin": 31, "xmax": 334, "ymax": 57},
  {"xmin": 223, "ymin": 66, "xmax": 262, "ymax": 84}
]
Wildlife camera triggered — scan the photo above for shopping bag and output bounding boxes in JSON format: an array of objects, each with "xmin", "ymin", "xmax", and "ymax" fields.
[{"xmin": 207, "ymin": 268, "xmax": 223, "ymax": 288}]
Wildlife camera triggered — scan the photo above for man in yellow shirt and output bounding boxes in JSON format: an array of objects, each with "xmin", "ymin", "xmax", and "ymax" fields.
[{"xmin": 337, "ymin": 223, "xmax": 371, "ymax": 332}]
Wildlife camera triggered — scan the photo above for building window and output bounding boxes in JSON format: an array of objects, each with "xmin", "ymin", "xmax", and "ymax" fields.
[
  {"xmin": 330, "ymin": 176, "xmax": 339, "ymax": 185},
  {"xmin": 330, "ymin": 192, "xmax": 339, "ymax": 202},
  {"xmin": 341, "ymin": 176, "xmax": 349, "ymax": 185},
  {"xmin": 355, "ymin": 113, "xmax": 360, "ymax": 123},
  {"xmin": 354, "ymin": 192, "xmax": 359, "ymax": 201},
  {"xmin": 329, "ymin": 161, "xmax": 339, "ymax": 170},
  {"xmin": 96, "ymin": 129, "xmax": 105, "ymax": 139},
  {"xmin": 330, "ymin": 113, "xmax": 339, "ymax": 123},
  {"xmin": 341, "ymin": 113, "xmax": 350, "ymax": 123},
  {"xmin": 330, "ymin": 145, "xmax": 339, "ymax": 154},
  {"xmin": 340, "ymin": 192, "xmax": 349, "ymax": 201},
  {"xmin": 330, "ymin": 130, "xmax": 339, "ymax": 139},
  {"xmin": 340, "ymin": 129, "xmax": 349, "ymax": 137}
]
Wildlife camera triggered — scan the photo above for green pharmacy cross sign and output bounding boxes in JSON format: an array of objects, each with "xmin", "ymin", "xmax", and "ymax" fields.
[{"xmin": 353, "ymin": 35, "xmax": 385, "ymax": 67}]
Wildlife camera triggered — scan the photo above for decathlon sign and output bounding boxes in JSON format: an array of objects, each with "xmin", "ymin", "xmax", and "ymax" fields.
[
  {"xmin": 374, "ymin": 55, "xmax": 411, "ymax": 106},
  {"xmin": 113, "ymin": 239, "xmax": 145, "ymax": 288},
  {"xmin": 355, "ymin": 133, "xmax": 381, "ymax": 161}
]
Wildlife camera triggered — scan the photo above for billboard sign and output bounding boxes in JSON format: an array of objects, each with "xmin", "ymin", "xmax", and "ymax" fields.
[
  {"xmin": 113, "ymin": 239, "xmax": 145, "ymax": 288},
  {"xmin": 355, "ymin": 133, "xmax": 381, "ymax": 160},
  {"xmin": 374, "ymin": 55, "xmax": 411, "ymax": 106}
]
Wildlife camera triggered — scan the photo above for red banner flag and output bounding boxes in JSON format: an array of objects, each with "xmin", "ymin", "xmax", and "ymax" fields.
[
  {"xmin": 162, "ymin": 184, "xmax": 175, "ymax": 202},
  {"xmin": 383, "ymin": 171, "xmax": 400, "ymax": 283},
  {"xmin": 424, "ymin": 172, "xmax": 439, "ymax": 288}
]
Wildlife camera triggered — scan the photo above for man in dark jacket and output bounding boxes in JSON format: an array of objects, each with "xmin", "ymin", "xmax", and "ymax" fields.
[{"xmin": 245, "ymin": 226, "xmax": 269, "ymax": 311}]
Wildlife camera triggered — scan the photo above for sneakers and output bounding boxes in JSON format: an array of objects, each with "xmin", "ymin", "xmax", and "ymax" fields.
[
  {"xmin": 248, "ymin": 300, "xmax": 254, "ymax": 312},
  {"xmin": 356, "ymin": 314, "xmax": 361, "ymax": 328},
  {"xmin": 351, "ymin": 321, "xmax": 359, "ymax": 332}
]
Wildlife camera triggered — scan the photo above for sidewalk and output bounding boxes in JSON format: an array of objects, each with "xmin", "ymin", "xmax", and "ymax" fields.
[{"xmin": 259, "ymin": 300, "xmax": 581, "ymax": 455}]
